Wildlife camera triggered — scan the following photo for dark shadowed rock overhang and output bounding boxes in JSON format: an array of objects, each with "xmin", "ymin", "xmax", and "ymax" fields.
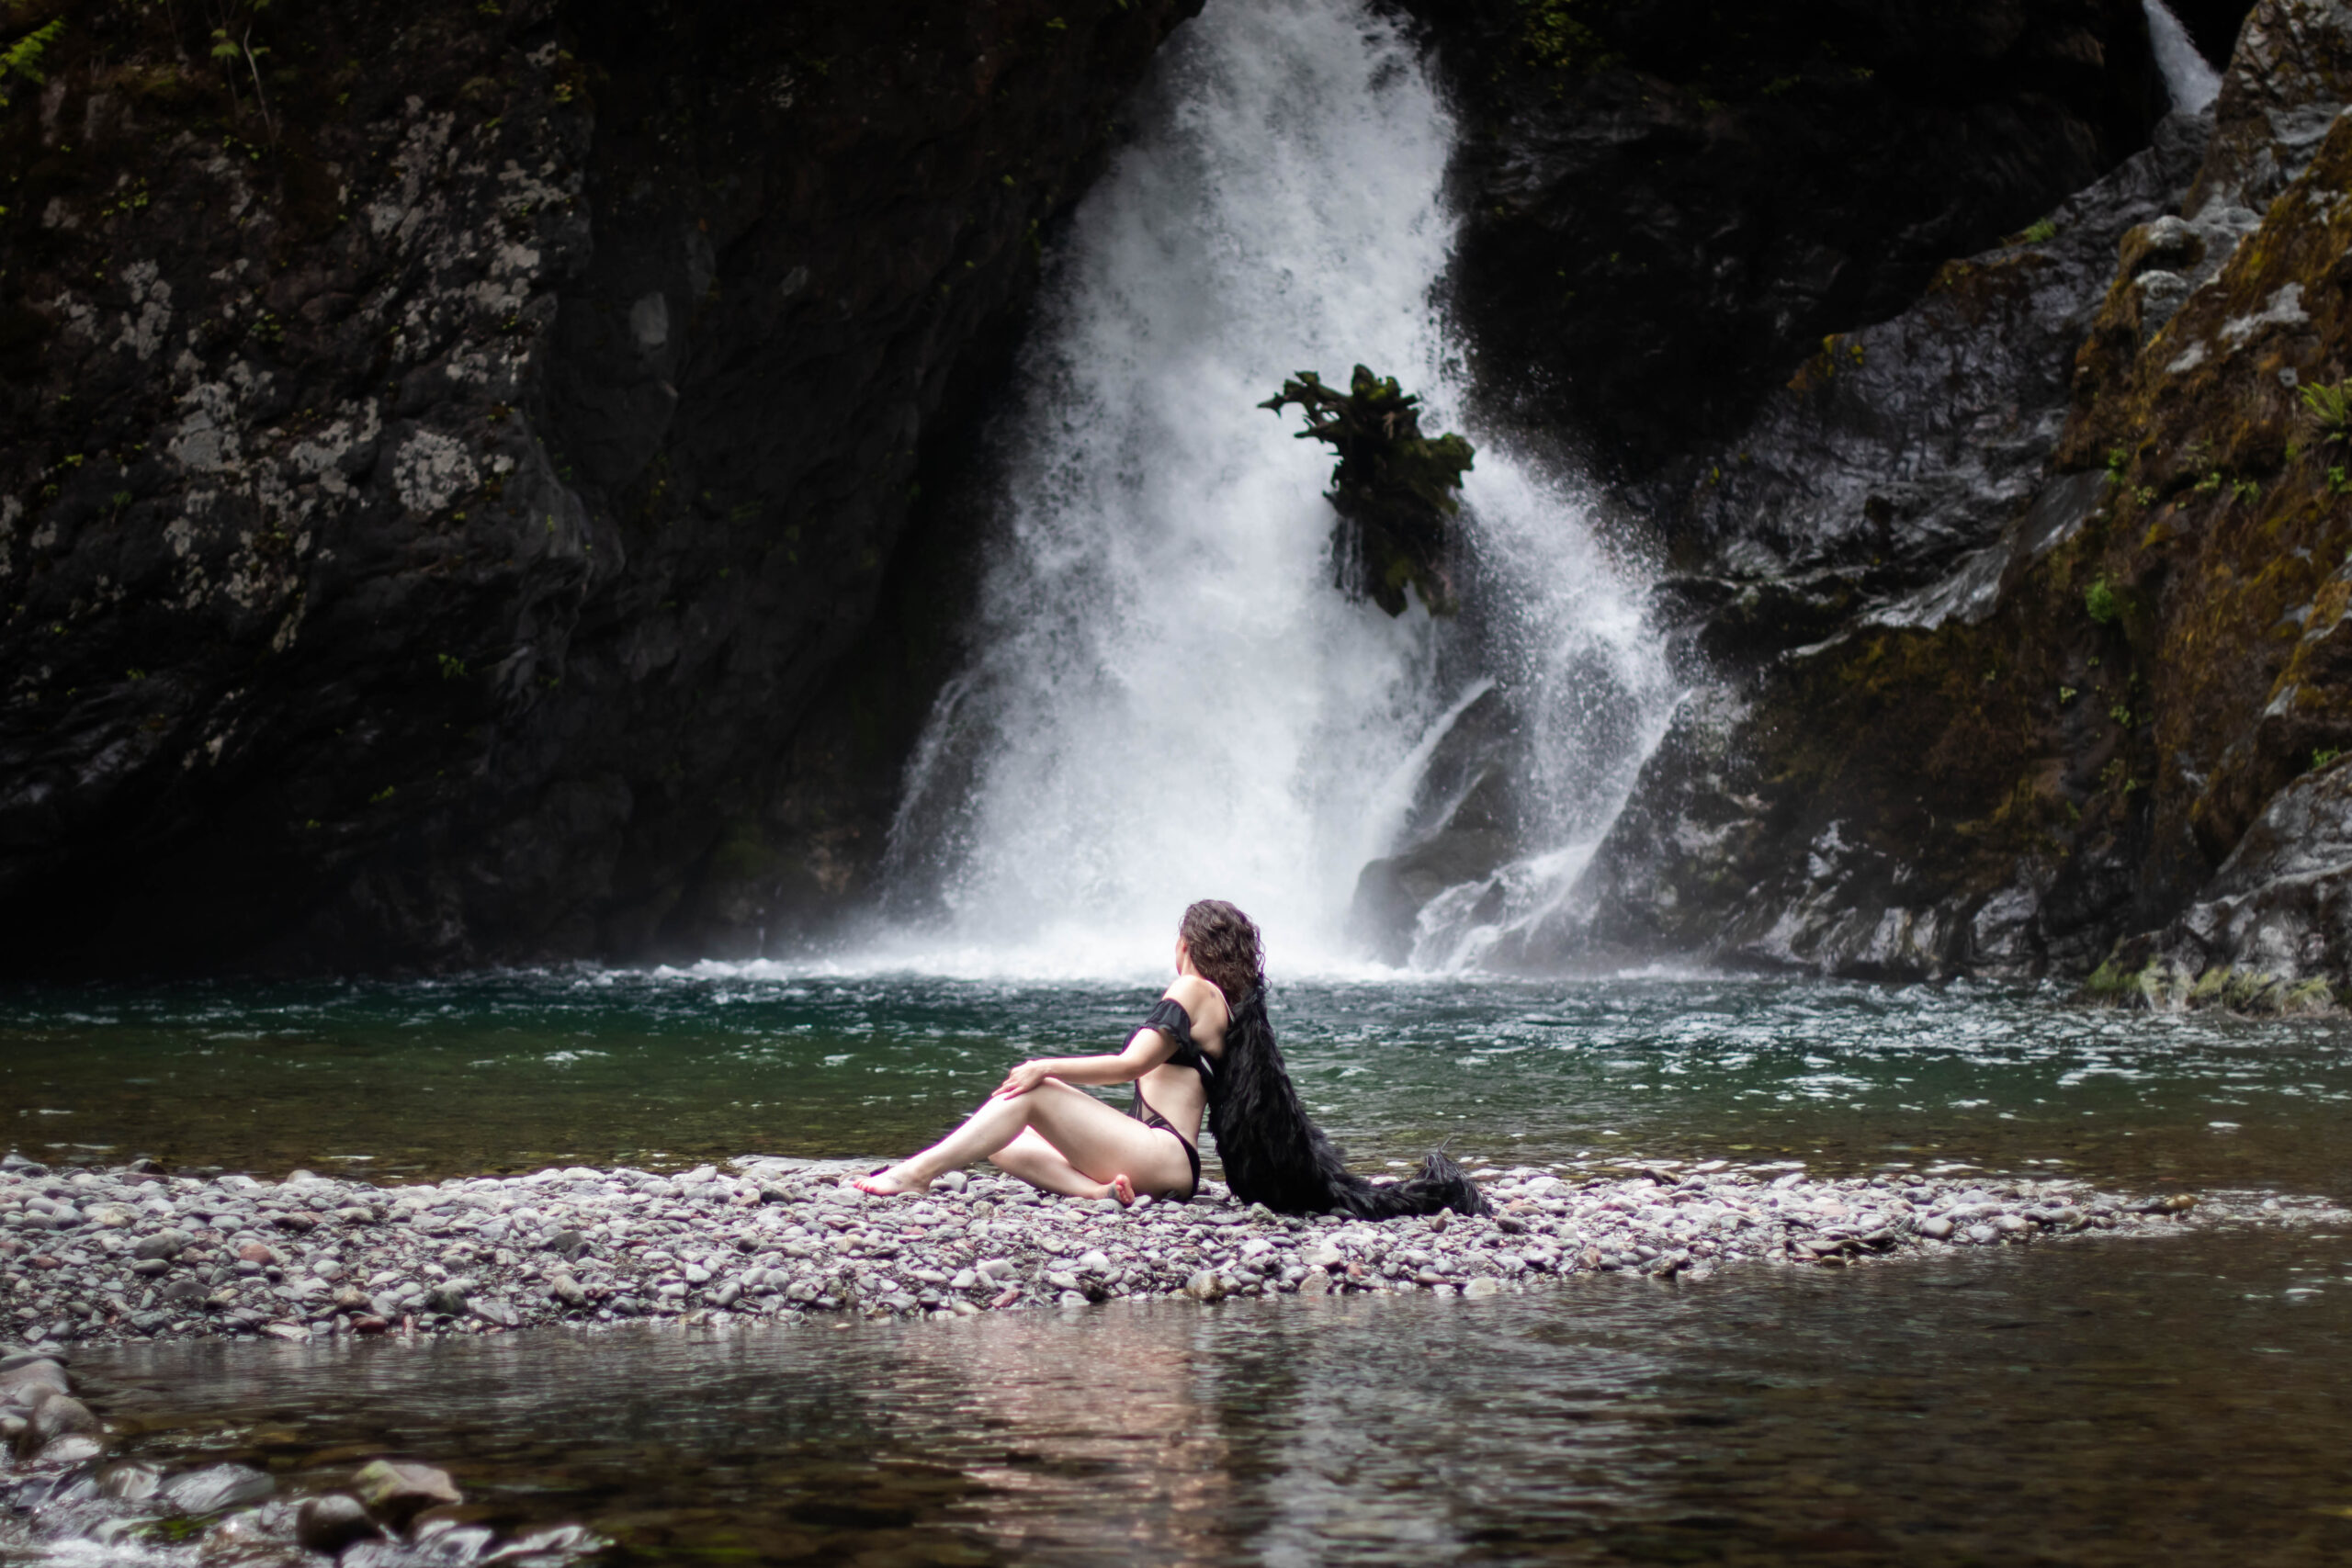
[
  {"xmin": 0, "ymin": 0, "xmax": 1202, "ymax": 975},
  {"xmin": 1395, "ymin": 0, "xmax": 2193, "ymax": 491}
]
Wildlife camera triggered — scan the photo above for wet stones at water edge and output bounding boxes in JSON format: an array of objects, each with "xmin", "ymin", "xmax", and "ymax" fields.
[
  {"xmin": 0, "ymin": 1356, "xmax": 600, "ymax": 1566},
  {"xmin": 0, "ymin": 1153, "xmax": 2339, "ymax": 1347}
]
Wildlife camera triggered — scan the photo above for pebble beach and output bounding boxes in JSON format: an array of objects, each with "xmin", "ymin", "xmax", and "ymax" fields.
[
  {"xmin": 5, "ymin": 1150, "xmax": 2338, "ymax": 1353},
  {"xmin": 4, "ymin": 1148, "xmax": 2346, "ymax": 1564}
]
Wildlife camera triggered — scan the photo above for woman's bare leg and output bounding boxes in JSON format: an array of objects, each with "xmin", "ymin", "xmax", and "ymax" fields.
[
  {"xmin": 989, "ymin": 1128, "xmax": 1114, "ymax": 1197},
  {"xmin": 856, "ymin": 1080, "xmax": 1190, "ymax": 1198},
  {"xmin": 986, "ymin": 1131, "xmax": 1141, "ymax": 1203}
]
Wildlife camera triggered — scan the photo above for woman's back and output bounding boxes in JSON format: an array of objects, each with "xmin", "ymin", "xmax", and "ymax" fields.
[{"xmin": 1131, "ymin": 972, "xmax": 1228, "ymax": 1144}]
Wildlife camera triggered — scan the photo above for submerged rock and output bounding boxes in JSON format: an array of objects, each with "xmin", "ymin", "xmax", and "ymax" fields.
[
  {"xmin": 155, "ymin": 1463, "xmax": 276, "ymax": 1517},
  {"xmin": 297, "ymin": 1493, "xmax": 383, "ymax": 1554},
  {"xmin": 0, "ymin": 1355, "xmax": 587, "ymax": 1566},
  {"xmin": 354, "ymin": 1459, "xmax": 463, "ymax": 1530},
  {"xmin": 17, "ymin": 1393, "xmax": 97, "ymax": 1460}
]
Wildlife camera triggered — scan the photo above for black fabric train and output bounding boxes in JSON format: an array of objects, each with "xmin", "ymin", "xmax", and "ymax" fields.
[{"xmin": 1142, "ymin": 992, "xmax": 1489, "ymax": 1219}]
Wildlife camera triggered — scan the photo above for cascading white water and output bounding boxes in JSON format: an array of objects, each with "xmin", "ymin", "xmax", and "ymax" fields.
[
  {"xmin": 872, "ymin": 0, "xmax": 1672, "ymax": 979},
  {"xmin": 2143, "ymin": 0, "xmax": 2223, "ymax": 114}
]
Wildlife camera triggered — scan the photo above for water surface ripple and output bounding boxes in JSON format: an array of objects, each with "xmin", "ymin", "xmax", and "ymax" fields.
[
  {"xmin": 6, "ymin": 973, "xmax": 2350, "ymax": 1198},
  {"xmin": 12, "ymin": 971, "xmax": 2352, "ymax": 1562},
  {"xmin": 66, "ymin": 1227, "xmax": 2352, "ymax": 1567}
]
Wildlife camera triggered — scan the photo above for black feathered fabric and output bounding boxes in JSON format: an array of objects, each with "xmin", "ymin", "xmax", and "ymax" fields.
[{"xmin": 1148, "ymin": 990, "xmax": 1488, "ymax": 1219}]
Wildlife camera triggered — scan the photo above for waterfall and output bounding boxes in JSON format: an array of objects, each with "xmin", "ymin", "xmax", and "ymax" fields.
[
  {"xmin": 872, "ymin": 0, "xmax": 1673, "ymax": 979},
  {"xmin": 2143, "ymin": 0, "xmax": 2223, "ymax": 115}
]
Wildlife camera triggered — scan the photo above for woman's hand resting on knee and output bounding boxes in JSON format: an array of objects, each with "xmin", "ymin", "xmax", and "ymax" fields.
[{"xmin": 992, "ymin": 1060, "xmax": 1055, "ymax": 1100}]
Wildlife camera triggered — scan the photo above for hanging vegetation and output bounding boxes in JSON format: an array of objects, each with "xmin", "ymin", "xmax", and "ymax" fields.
[{"xmin": 1260, "ymin": 365, "xmax": 1475, "ymax": 616}]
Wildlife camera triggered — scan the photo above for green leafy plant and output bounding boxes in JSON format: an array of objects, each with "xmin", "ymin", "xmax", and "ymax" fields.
[
  {"xmin": 96, "ymin": 177, "xmax": 151, "ymax": 219},
  {"xmin": 2302, "ymin": 380, "xmax": 2351, "ymax": 443},
  {"xmin": 435, "ymin": 653, "xmax": 468, "ymax": 680},
  {"xmin": 2018, "ymin": 217, "xmax": 2057, "ymax": 245},
  {"xmin": 2314, "ymin": 748, "xmax": 2344, "ymax": 771},
  {"xmin": 1261, "ymin": 365, "xmax": 1476, "ymax": 616},
  {"xmin": 0, "ymin": 19, "xmax": 65, "ymax": 111},
  {"xmin": 1518, "ymin": 0, "xmax": 1619, "ymax": 73},
  {"xmin": 2106, "ymin": 446, "xmax": 2130, "ymax": 479},
  {"xmin": 208, "ymin": 1, "xmax": 276, "ymax": 139},
  {"xmin": 2085, "ymin": 578, "xmax": 2122, "ymax": 625},
  {"xmin": 2058, "ymin": 685, "xmax": 2078, "ymax": 705},
  {"xmin": 2232, "ymin": 478, "xmax": 2261, "ymax": 502}
]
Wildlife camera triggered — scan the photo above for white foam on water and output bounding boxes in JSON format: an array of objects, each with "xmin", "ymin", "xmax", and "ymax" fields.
[{"xmin": 857, "ymin": 0, "xmax": 1672, "ymax": 981}]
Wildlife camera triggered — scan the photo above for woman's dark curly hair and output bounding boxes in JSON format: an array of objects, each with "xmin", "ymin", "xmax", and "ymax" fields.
[
  {"xmin": 1179, "ymin": 898, "xmax": 1264, "ymax": 1006},
  {"xmin": 1170, "ymin": 897, "xmax": 1487, "ymax": 1218}
]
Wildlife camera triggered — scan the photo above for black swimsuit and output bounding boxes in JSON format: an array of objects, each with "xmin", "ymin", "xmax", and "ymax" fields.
[{"xmin": 1131, "ymin": 997, "xmax": 1215, "ymax": 1200}]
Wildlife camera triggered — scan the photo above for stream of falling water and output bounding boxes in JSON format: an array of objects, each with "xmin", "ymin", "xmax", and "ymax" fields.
[
  {"xmin": 2143, "ymin": 0, "xmax": 2224, "ymax": 115},
  {"xmin": 869, "ymin": 0, "xmax": 1673, "ymax": 979}
]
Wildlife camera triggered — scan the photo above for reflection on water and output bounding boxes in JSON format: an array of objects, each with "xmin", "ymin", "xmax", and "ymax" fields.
[
  {"xmin": 6, "ymin": 973, "xmax": 2352, "ymax": 1198},
  {"xmin": 20, "ymin": 967, "xmax": 2352, "ymax": 1562},
  {"xmin": 69, "ymin": 1224, "xmax": 2352, "ymax": 1566}
]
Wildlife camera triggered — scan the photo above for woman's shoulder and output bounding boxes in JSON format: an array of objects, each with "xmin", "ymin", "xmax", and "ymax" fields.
[{"xmin": 1163, "ymin": 974, "xmax": 1227, "ymax": 1029}]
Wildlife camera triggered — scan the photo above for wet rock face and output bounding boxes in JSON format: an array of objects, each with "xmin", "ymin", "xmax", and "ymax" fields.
[
  {"xmin": 1643, "ymin": 112, "xmax": 2209, "ymax": 598},
  {"xmin": 1399, "ymin": 0, "xmax": 2169, "ymax": 483},
  {"xmin": 2104, "ymin": 762, "xmax": 2352, "ymax": 1009},
  {"xmin": 1534, "ymin": 117, "xmax": 2213, "ymax": 978},
  {"xmin": 0, "ymin": 0, "xmax": 1200, "ymax": 976},
  {"xmin": 1348, "ymin": 682, "xmax": 1524, "ymax": 963},
  {"xmin": 1564, "ymin": 0, "xmax": 2352, "ymax": 990}
]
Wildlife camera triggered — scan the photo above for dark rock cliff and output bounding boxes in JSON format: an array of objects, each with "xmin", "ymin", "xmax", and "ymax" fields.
[
  {"xmin": 1397, "ymin": 0, "xmax": 2181, "ymax": 488},
  {"xmin": 0, "ymin": 0, "xmax": 1200, "ymax": 973},
  {"xmin": 1537, "ymin": 0, "xmax": 2352, "ymax": 999},
  {"xmin": 8, "ymin": 0, "xmax": 2330, "ymax": 994},
  {"xmin": 1351, "ymin": 0, "xmax": 2240, "ymax": 967}
]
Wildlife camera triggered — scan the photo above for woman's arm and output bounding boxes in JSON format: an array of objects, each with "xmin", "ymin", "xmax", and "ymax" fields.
[{"xmin": 991, "ymin": 1023, "xmax": 1181, "ymax": 1100}]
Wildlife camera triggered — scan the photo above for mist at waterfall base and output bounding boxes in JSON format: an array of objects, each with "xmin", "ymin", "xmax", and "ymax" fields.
[{"xmin": 855, "ymin": 0, "xmax": 1670, "ymax": 984}]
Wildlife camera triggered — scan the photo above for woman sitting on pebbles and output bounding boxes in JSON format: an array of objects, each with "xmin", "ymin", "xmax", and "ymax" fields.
[{"xmin": 853, "ymin": 900, "xmax": 1487, "ymax": 1218}]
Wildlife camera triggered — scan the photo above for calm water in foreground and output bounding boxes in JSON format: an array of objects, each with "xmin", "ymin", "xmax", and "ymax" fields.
[{"xmin": 10, "ymin": 970, "xmax": 2352, "ymax": 1563}]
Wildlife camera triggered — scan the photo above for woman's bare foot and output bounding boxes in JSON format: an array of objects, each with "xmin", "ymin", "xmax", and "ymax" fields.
[
  {"xmin": 1107, "ymin": 1174, "xmax": 1136, "ymax": 1207},
  {"xmin": 850, "ymin": 1165, "xmax": 929, "ymax": 1197}
]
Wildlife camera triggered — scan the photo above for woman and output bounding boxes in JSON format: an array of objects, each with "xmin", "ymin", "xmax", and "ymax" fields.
[{"xmin": 853, "ymin": 900, "xmax": 1487, "ymax": 1218}]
